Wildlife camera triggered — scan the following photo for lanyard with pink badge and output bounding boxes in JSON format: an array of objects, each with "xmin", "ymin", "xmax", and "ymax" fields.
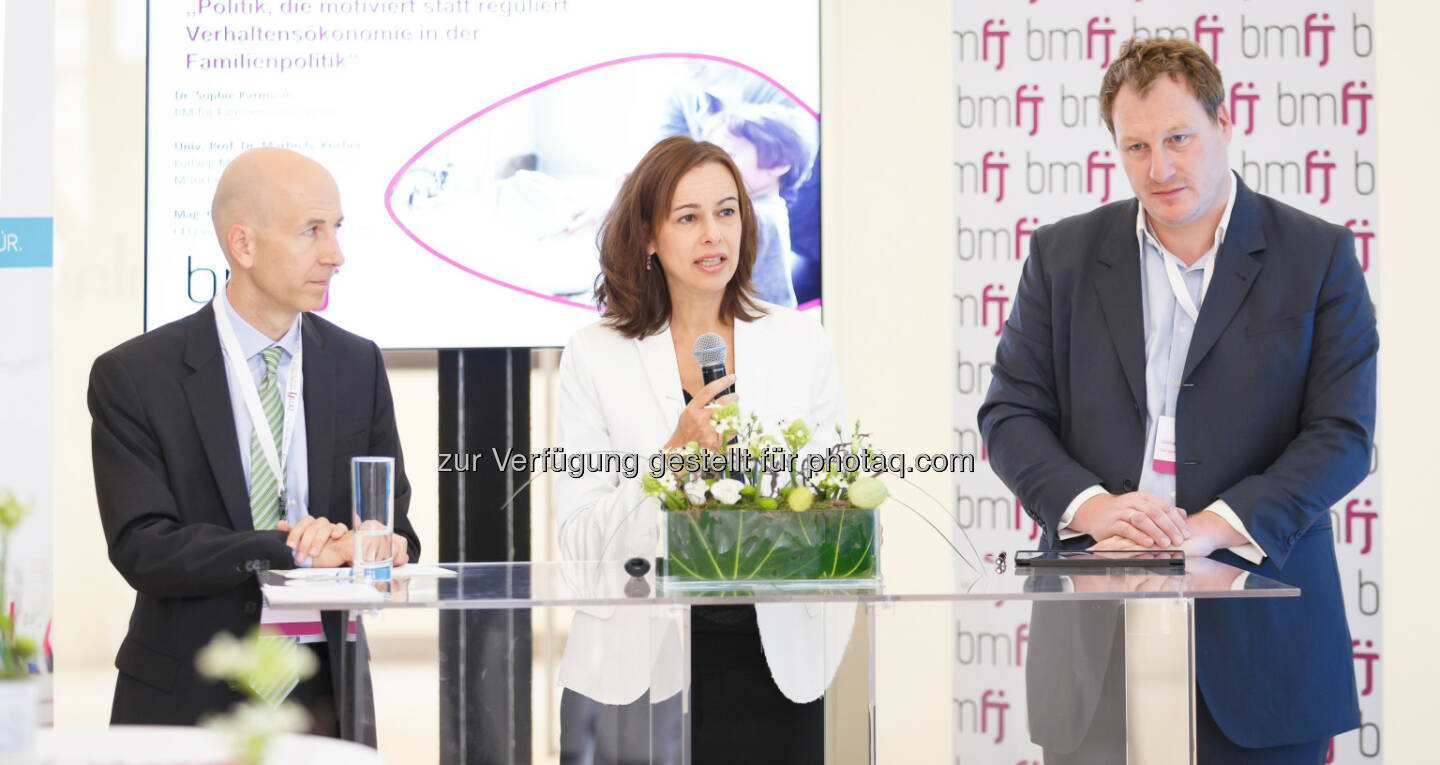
[{"xmin": 1152, "ymin": 241, "xmax": 1213, "ymax": 475}]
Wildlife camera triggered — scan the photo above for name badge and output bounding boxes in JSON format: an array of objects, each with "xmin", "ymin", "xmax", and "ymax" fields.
[{"xmin": 1152, "ymin": 415, "xmax": 1177, "ymax": 474}]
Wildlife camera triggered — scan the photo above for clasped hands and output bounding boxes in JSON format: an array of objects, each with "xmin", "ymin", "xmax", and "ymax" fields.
[
  {"xmin": 1072, "ymin": 491, "xmax": 1245, "ymax": 558},
  {"xmin": 274, "ymin": 515, "xmax": 410, "ymax": 568}
]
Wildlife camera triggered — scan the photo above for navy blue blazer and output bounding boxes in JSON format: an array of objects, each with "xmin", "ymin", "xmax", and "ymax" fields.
[{"xmin": 979, "ymin": 178, "xmax": 1374, "ymax": 747}]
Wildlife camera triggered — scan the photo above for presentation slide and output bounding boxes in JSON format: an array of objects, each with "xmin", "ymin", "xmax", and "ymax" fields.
[{"xmin": 147, "ymin": 0, "xmax": 820, "ymax": 348}]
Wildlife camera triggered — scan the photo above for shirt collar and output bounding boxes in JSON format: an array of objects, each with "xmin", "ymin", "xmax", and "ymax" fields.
[
  {"xmin": 218, "ymin": 285, "xmax": 302, "ymax": 361},
  {"xmin": 1135, "ymin": 170, "xmax": 1239, "ymax": 269}
]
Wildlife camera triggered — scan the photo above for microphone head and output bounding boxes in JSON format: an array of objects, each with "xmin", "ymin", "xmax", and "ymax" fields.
[{"xmin": 692, "ymin": 332, "xmax": 728, "ymax": 366}]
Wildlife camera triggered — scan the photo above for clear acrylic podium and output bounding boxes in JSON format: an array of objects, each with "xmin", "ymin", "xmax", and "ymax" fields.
[{"xmin": 259, "ymin": 557, "xmax": 1297, "ymax": 764}]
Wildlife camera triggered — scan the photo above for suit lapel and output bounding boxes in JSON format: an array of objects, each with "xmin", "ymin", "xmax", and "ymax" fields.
[
  {"xmin": 635, "ymin": 316, "xmax": 766, "ymax": 427},
  {"xmin": 1183, "ymin": 180, "xmax": 1266, "ymax": 381},
  {"xmin": 302, "ymin": 316, "xmax": 337, "ymax": 520},
  {"xmin": 1092, "ymin": 200, "xmax": 1147, "ymax": 413},
  {"xmin": 180, "ymin": 303, "xmax": 253, "ymax": 532},
  {"xmin": 635, "ymin": 326, "xmax": 685, "ymax": 431}
]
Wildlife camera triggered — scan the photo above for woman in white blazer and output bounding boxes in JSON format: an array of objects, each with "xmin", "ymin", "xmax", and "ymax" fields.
[{"xmin": 554, "ymin": 136, "xmax": 854, "ymax": 765}]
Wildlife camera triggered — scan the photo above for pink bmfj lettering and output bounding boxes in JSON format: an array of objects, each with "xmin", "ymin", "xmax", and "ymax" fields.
[
  {"xmin": 1240, "ymin": 16, "xmax": 1337, "ymax": 61},
  {"xmin": 1305, "ymin": 12, "xmax": 1336, "ymax": 67},
  {"xmin": 1086, "ymin": 17, "xmax": 1115, "ymax": 68},
  {"xmin": 982, "ymin": 151, "xmax": 1009, "ymax": 203},
  {"xmin": 955, "ymin": 620, "xmax": 1019, "ymax": 666},
  {"xmin": 980, "ymin": 689, "xmax": 1010, "ymax": 744},
  {"xmin": 1304, "ymin": 150, "xmax": 1336, "ymax": 204},
  {"xmin": 981, "ymin": 283, "xmax": 1011, "ymax": 338},
  {"xmin": 1194, "ymin": 14, "xmax": 1224, "ymax": 62},
  {"xmin": 1015, "ymin": 216, "xmax": 1039, "ymax": 261},
  {"xmin": 983, "ymin": 19, "xmax": 1009, "ymax": 70},
  {"xmin": 1086, "ymin": 150, "xmax": 1115, "ymax": 203},
  {"xmin": 1344, "ymin": 497, "xmax": 1377, "ymax": 555},
  {"xmin": 1341, "ymin": 80, "xmax": 1373, "ymax": 135},
  {"xmin": 1015, "ymin": 84, "xmax": 1042, "ymax": 136},
  {"xmin": 1344, "ymin": 219, "xmax": 1375, "ymax": 272},
  {"xmin": 1229, "ymin": 82, "xmax": 1260, "ymax": 136},
  {"xmin": 1351, "ymin": 639, "xmax": 1378, "ymax": 696}
]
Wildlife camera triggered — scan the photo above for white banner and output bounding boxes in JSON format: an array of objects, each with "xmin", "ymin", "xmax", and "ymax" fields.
[
  {"xmin": 0, "ymin": 0, "xmax": 55, "ymax": 718},
  {"xmin": 145, "ymin": 0, "xmax": 822, "ymax": 348},
  {"xmin": 952, "ymin": 2, "xmax": 1380, "ymax": 762}
]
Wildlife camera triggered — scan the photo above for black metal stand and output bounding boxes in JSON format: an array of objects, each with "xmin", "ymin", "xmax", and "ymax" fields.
[{"xmin": 438, "ymin": 349, "xmax": 532, "ymax": 765}]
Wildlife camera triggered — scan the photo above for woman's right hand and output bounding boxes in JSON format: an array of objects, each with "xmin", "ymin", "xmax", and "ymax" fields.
[{"xmin": 663, "ymin": 374, "xmax": 737, "ymax": 451}]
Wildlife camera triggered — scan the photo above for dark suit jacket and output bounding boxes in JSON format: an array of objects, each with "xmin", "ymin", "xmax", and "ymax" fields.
[
  {"xmin": 979, "ymin": 178, "xmax": 1373, "ymax": 748},
  {"xmin": 88, "ymin": 302, "xmax": 420, "ymax": 729}
]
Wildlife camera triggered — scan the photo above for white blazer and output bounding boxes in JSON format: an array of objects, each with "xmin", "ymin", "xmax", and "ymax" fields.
[{"xmin": 554, "ymin": 301, "xmax": 857, "ymax": 705}]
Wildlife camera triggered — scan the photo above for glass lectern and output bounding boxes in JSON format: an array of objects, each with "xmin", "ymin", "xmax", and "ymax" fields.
[{"xmin": 259, "ymin": 557, "xmax": 1296, "ymax": 764}]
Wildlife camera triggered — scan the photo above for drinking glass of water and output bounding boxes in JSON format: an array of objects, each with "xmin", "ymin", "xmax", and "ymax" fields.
[{"xmin": 351, "ymin": 456, "xmax": 394, "ymax": 581}]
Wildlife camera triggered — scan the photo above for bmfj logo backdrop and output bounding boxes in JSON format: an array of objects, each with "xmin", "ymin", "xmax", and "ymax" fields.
[{"xmin": 952, "ymin": 1, "xmax": 1380, "ymax": 761}]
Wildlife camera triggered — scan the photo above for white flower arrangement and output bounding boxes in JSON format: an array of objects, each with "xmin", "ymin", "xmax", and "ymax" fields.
[
  {"xmin": 653, "ymin": 407, "xmax": 888, "ymax": 584},
  {"xmin": 710, "ymin": 478, "xmax": 745, "ymax": 506},
  {"xmin": 642, "ymin": 403, "xmax": 889, "ymax": 513},
  {"xmin": 683, "ymin": 479, "xmax": 708, "ymax": 506}
]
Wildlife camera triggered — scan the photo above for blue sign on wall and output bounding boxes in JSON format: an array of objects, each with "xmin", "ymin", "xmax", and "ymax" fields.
[{"xmin": 0, "ymin": 218, "xmax": 53, "ymax": 268}]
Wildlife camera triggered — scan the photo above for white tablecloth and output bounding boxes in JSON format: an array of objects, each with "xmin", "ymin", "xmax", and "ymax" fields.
[{"xmin": 32, "ymin": 726, "xmax": 384, "ymax": 764}]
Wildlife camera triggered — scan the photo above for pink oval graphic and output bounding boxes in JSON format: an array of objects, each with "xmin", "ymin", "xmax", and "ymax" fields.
[{"xmin": 384, "ymin": 53, "xmax": 819, "ymax": 311}]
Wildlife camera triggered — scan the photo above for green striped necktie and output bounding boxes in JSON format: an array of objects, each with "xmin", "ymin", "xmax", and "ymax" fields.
[
  {"xmin": 248, "ymin": 345, "xmax": 285, "ymax": 532},
  {"xmin": 248, "ymin": 345, "xmax": 304, "ymax": 707}
]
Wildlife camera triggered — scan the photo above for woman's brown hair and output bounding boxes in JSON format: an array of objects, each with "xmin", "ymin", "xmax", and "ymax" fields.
[{"xmin": 593, "ymin": 135, "xmax": 764, "ymax": 339}]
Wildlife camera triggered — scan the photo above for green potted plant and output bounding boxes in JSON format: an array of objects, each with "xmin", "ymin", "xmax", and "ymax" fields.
[
  {"xmin": 651, "ymin": 407, "xmax": 888, "ymax": 589},
  {"xmin": 0, "ymin": 488, "xmax": 39, "ymax": 762}
]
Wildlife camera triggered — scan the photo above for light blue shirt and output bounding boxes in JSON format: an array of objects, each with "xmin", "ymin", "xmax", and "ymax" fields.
[
  {"xmin": 1132, "ymin": 173, "xmax": 1263, "ymax": 563},
  {"xmin": 216, "ymin": 288, "xmax": 310, "ymax": 528},
  {"xmin": 1059, "ymin": 173, "xmax": 1263, "ymax": 564},
  {"xmin": 1135, "ymin": 183, "xmax": 1232, "ymax": 508}
]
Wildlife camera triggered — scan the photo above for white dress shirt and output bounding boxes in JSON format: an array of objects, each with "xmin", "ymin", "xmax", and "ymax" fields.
[{"xmin": 216, "ymin": 288, "xmax": 311, "ymax": 532}]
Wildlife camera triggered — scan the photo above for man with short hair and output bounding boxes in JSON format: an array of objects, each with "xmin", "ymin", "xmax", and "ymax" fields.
[
  {"xmin": 980, "ymin": 38, "xmax": 1373, "ymax": 763},
  {"xmin": 89, "ymin": 147, "xmax": 419, "ymax": 735}
]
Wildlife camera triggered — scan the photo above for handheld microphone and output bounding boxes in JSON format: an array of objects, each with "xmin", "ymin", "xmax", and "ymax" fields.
[{"xmin": 692, "ymin": 332, "xmax": 735, "ymax": 398}]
